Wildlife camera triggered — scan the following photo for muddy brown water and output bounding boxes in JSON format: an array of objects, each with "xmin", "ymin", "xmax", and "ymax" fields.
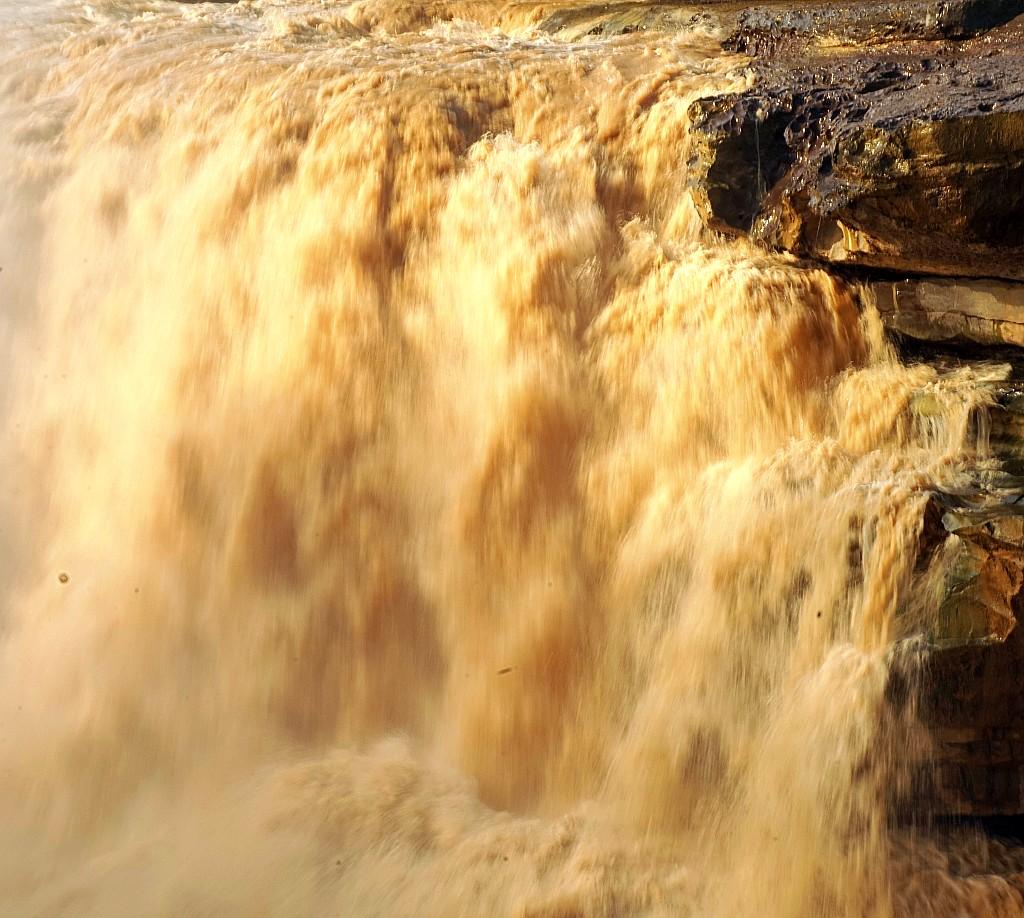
[{"xmin": 2, "ymin": 2, "xmax": 1024, "ymax": 915}]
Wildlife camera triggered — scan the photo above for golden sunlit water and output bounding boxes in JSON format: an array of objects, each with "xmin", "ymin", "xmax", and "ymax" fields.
[{"xmin": 2, "ymin": 2, "xmax": 1024, "ymax": 915}]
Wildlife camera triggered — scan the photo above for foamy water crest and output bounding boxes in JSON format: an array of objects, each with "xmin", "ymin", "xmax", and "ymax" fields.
[{"xmin": 1, "ymin": 1, "xmax": 1022, "ymax": 915}]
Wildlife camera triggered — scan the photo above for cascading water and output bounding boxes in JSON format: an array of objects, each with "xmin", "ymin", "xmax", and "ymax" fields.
[{"xmin": 2, "ymin": 2, "xmax": 1024, "ymax": 915}]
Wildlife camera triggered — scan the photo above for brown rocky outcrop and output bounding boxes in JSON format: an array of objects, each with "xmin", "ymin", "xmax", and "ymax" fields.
[
  {"xmin": 535, "ymin": 1, "xmax": 1024, "ymax": 349},
  {"xmin": 899, "ymin": 351, "xmax": 1024, "ymax": 814},
  {"xmin": 687, "ymin": 36, "xmax": 1024, "ymax": 282},
  {"xmin": 681, "ymin": 4, "xmax": 1024, "ymax": 353},
  {"xmin": 874, "ymin": 280, "xmax": 1024, "ymax": 349}
]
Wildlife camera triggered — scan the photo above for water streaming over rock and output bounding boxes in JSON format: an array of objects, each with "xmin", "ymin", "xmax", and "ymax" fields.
[{"xmin": 2, "ymin": 1, "xmax": 1024, "ymax": 915}]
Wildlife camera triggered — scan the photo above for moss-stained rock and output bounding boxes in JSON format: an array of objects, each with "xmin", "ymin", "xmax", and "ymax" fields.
[
  {"xmin": 913, "ymin": 503, "xmax": 1024, "ymax": 815},
  {"xmin": 893, "ymin": 357, "xmax": 1024, "ymax": 814},
  {"xmin": 928, "ymin": 512, "xmax": 1023, "ymax": 646}
]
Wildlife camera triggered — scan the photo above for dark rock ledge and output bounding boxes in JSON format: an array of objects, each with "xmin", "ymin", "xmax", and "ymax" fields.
[
  {"xmin": 688, "ymin": 52, "xmax": 1024, "ymax": 282},
  {"xmin": 684, "ymin": 6, "xmax": 1024, "ymax": 351}
]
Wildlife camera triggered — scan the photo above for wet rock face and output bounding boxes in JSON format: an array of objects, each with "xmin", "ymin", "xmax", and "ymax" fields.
[
  {"xmin": 919, "ymin": 506, "xmax": 1024, "ymax": 815},
  {"xmin": 874, "ymin": 280, "xmax": 1024, "ymax": 349},
  {"xmin": 688, "ymin": 49, "xmax": 1024, "ymax": 281},
  {"xmin": 907, "ymin": 362, "xmax": 1024, "ymax": 815}
]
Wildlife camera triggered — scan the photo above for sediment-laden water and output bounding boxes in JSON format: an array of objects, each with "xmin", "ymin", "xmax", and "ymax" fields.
[{"xmin": 2, "ymin": 2, "xmax": 1024, "ymax": 915}]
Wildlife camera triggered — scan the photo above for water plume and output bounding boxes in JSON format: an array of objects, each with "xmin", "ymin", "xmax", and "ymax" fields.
[{"xmin": 0, "ymin": 2, "xmax": 1019, "ymax": 915}]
